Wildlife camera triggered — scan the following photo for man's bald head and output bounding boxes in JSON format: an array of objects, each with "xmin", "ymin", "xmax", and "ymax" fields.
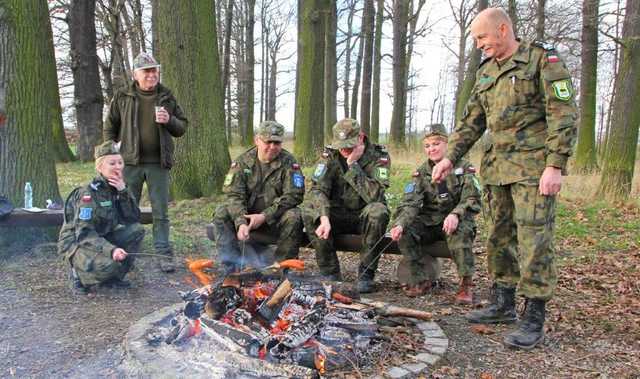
[{"xmin": 470, "ymin": 7, "xmax": 519, "ymax": 61}]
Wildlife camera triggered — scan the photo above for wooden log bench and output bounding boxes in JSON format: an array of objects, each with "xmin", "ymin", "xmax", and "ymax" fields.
[
  {"xmin": 0, "ymin": 207, "xmax": 153, "ymax": 227},
  {"xmin": 205, "ymin": 223, "xmax": 451, "ymax": 283}
]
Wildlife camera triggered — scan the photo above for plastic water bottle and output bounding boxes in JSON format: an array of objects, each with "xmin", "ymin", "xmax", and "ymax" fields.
[{"xmin": 24, "ymin": 182, "xmax": 33, "ymax": 209}]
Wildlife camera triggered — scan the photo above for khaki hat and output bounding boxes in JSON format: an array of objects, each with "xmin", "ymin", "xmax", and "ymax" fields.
[
  {"xmin": 423, "ymin": 124, "xmax": 448, "ymax": 139},
  {"xmin": 256, "ymin": 121, "xmax": 285, "ymax": 142},
  {"xmin": 133, "ymin": 52, "xmax": 160, "ymax": 71},
  {"xmin": 332, "ymin": 118, "xmax": 361, "ymax": 149},
  {"xmin": 94, "ymin": 140, "xmax": 121, "ymax": 159}
]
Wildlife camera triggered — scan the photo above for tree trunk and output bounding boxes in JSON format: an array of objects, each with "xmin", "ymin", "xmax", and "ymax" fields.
[
  {"xmin": 242, "ymin": 0, "xmax": 255, "ymax": 146},
  {"xmin": 390, "ymin": 0, "xmax": 408, "ymax": 147},
  {"xmin": 455, "ymin": 0, "xmax": 488, "ymax": 122},
  {"xmin": 359, "ymin": 0, "xmax": 375, "ymax": 135},
  {"xmin": 267, "ymin": 52, "xmax": 277, "ymax": 121},
  {"xmin": 596, "ymin": 0, "xmax": 640, "ymax": 201},
  {"xmin": 370, "ymin": 0, "xmax": 384, "ymax": 142},
  {"xmin": 350, "ymin": 34, "xmax": 363, "ymax": 119},
  {"xmin": 0, "ymin": 0, "xmax": 62, "ymax": 208},
  {"xmin": 69, "ymin": 0, "xmax": 104, "ymax": 161},
  {"xmin": 574, "ymin": 0, "xmax": 599, "ymax": 173},
  {"xmin": 536, "ymin": 0, "xmax": 546, "ymax": 40},
  {"xmin": 155, "ymin": 0, "xmax": 231, "ymax": 198},
  {"xmin": 222, "ymin": 0, "xmax": 233, "ymax": 144},
  {"xmin": 508, "ymin": 0, "xmax": 518, "ymax": 36},
  {"xmin": 342, "ymin": 3, "xmax": 355, "ymax": 118},
  {"xmin": 324, "ymin": 0, "xmax": 337, "ymax": 144},
  {"xmin": 106, "ymin": 0, "xmax": 129, "ymax": 92},
  {"xmin": 294, "ymin": 0, "xmax": 326, "ymax": 163}
]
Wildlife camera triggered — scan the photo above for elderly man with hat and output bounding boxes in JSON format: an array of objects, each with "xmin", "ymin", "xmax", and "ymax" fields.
[
  {"xmin": 390, "ymin": 124, "xmax": 481, "ymax": 301},
  {"xmin": 302, "ymin": 118, "xmax": 391, "ymax": 293},
  {"xmin": 213, "ymin": 121, "xmax": 305, "ymax": 272},
  {"xmin": 103, "ymin": 52, "xmax": 187, "ymax": 273},
  {"xmin": 58, "ymin": 141, "xmax": 145, "ymax": 295}
]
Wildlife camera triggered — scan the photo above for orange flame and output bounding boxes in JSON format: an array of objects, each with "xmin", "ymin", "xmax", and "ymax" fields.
[
  {"xmin": 188, "ymin": 319, "xmax": 201, "ymax": 337},
  {"xmin": 186, "ymin": 258, "xmax": 214, "ymax": 285},
  {"xmin": 314, "ymin": 352, "xmax": 326, "ymax": 375}
]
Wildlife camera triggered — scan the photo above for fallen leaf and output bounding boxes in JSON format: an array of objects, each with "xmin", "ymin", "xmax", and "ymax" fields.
[
  {"xmin": 470, "ymin": 324, "xmax": 495, "ymax": 335},
  {"xmin": 480, "ymin": 373, "xmax": 494, "ymax": 379}
]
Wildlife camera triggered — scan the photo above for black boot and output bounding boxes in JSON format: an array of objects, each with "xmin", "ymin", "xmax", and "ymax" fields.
[
  {"xmin": 466, "ymin": 285, "xmax": 517, "ymax": 324},
  {"xmin": 503, "ymin": 298, "xmax": 546, "ymax": 350}
]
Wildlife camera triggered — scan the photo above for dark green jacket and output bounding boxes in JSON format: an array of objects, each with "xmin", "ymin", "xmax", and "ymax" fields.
[
  {"xmin": 103, "ymin": 82, "xmax": 188, "ymax": 169},
  {"xmin": 393, "ymin": 159, "xmax": 481, "ymax": 228},
  {"xmin": 448, "ymin": 40, "xmax": 577, "ymax": 185},
  {"xmin": 222, "ymin": 147, "xmax": 304, "ymax": 229},
  {"xmin": 58, "ymin": 176, "xmax": 141, "ymax": 262},
  {"xmin": 305, "ymin": 140, "xmax": 390, "ymax": 222}
]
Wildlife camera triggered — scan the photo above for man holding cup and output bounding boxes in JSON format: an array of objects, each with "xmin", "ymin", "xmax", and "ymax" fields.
[{"xmin": 103, "ymin": 52, "xmax": 188, "ymax": 273}]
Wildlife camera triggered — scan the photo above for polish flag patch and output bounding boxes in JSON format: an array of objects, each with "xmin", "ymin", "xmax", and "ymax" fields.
[{"xmin": 547, "ymin": 55, "xmax": 559, "ymax": 63}]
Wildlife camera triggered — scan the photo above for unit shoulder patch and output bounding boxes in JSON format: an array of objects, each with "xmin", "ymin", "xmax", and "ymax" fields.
[
  {"xmin": 79, "ymin": 207, "xmax": 93, "ymax": 220},
  {"xmin": 292, "ymin": 172, "xmax": 304, "ymax": 188},
  {"xmin": 551, "ymin": 79, "xmax": 573, "ymax": 101}
]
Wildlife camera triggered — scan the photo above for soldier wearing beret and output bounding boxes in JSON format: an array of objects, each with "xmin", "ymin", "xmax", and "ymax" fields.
[
  {"xmin": 431, "ymin": 8, "xmax": 578, "ymax": 349},
  {"xmin": 390, "ymin": 124, "xmax": 481, "ymax": 301},
  {"xmin": 58, "ymin": 141, "xmax": 145, "ymax": 295},
  {"xmin": 213, "ymin": 121, "xmax": 304, "ymax": 272},
  {"xmin": 302, "ymin": 118, "xmax": 391, "ymax": 293},
  {"xmin": 103, "ymin": 52, "xmax": 187, "ymax": 273}
]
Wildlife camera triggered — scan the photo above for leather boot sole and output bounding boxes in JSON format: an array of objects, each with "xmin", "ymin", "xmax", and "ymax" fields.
[{"xmin": 503, "ymin": 333, "xmax": 544, "ymax": 350}]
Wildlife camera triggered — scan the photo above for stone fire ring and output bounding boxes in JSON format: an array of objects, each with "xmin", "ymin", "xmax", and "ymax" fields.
[{"xmin": 123, "ymin": 302, "xmax": 448, "ymax": 378}]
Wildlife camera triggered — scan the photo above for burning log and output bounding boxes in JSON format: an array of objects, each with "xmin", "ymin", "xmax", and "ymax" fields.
[{"xmin": 334, "ymin": 299, "xmax": 433, "ymax": 321}]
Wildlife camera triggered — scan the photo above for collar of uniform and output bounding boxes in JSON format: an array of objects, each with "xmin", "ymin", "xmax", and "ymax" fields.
[
  {"xmin": 246, "ymin": 147, "xmax": 282, "ymax": 169},
  {"xmin": 90, "ymin": 175, "xmax": 109, "ymax": 190}
]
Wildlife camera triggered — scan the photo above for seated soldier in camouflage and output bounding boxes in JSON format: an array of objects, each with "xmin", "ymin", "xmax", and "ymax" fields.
[
  {"xmin": 302, "ymin": 119, "xmax": 390, "ymax": 293},
  {"xmin": 213, "ymin": 121, "xmax": 304, "ymax": 272},
  {"xmin": 58, "ymin": 141, "xmax": 145, "ymax": 295},
  {"xmin": 390, "ymin": 124, "xmax": 481, "ymax": 301}
]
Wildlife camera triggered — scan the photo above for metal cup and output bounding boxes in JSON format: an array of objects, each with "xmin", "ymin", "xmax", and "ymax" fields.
[{"xmin": 155, "ymin": 106, "xmax": 163, "ymax": 122}]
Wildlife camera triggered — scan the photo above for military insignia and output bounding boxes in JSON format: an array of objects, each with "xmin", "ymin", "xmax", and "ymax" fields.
[
  {"xmin": 313, "ymin": 163, "xmax": 327, "ymax": 179},
  {"xmin": 339, "ymin": 132, "xmax": 346, "ymax": 139},
  {"xmin": 412, "ymin": 171, "xmax": 420, "ymax": 177},
  {"xmin": 551, "ymin": 79, "xmax": 572, "ymax": 101},
  {"xmin": 81, "ymin": 195, "xmax": 92, "ymax": 203},
  {"xmin": 547, "ymin": 54, "xmax": 559, "ymax": 63},
  {"xmin": 243, "ymin": 169, "xmax": 252, "ymax": 175},
  {"xmin": 292, "ymin": 163, "xmax": 300, "ymax": 170},
  {"xmin": 322, "ymin": 151, "xmax": 329, "ymax": 159},
  {"xmin": 79, "ymin": 207, "xmax": 92, "ymax": 220},
  {"xmin": 465, "ymin": 166, "xmax": 477, "ymax": 174},
  {"xmin": 292, "ymin": 172, "xmax": 304, "ymax": 188},
  {"xmin": 231, "ymin": 161, "xmax": 238, "ymax": 168},
  {"xmin": 454, "ymin": 167, "xmax": 464, "ymax": 175},
  {"xmin": 479, "ymin": 76, "xmax": 493, "ymax": 85},
  {"xmin": 99, "ymin": 200, "xmax": 112, "ymax": 207},
  {"xmin": 223, "ymin": 173, "xmax": 234, "ymax": 186},
  {"xmin": 404, "ymin": 183, "xmax": 415, "ymax": 193},
  {"xmin": 376, "ymin": 167, "xmax": 389, "ymax": 180},
  {"xmin": 378, "ymin": 157, "xmax": 389, "ymax": 165}
]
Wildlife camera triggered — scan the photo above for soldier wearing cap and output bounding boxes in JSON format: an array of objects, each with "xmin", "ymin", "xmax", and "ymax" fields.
[
  {"xmin": 390, "ymin": 124, "xmax": 481, "ymax": 301},
  {"xmin": 302, "ymin": 118, "xmax": 391, "ymax": 293},
  {"xmin": 213, "ymin": 121, "xmax": 305, "ymax": 272},
  {"xmin": 58, "ymin": 141, "xmax": 145, "ymax": 295},
  {"xmin": 431, "ymin": 8, "xmax": 578, "ymax": 349},
  {"xmin": 103, "ymin": 52, "xmax": 188, "ymax": 273}
]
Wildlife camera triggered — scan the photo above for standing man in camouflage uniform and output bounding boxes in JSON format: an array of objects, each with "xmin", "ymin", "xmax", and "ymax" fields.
[
  {"xmin": 390, "ymin": 124, "xmax": 481, "ymax": 302},
  {"xmin": 104, "ymin": 52, "xmax": 188, "ymax": 273},
  {"xmin": 213, "ymin": 121, "xmax": 304, "ymax": 272},
  {"xmin": 432, "ymin": 8, "xmax": 577, "ymax": 349},
  {"xmin": 302, "ymin": 119, "xmax": 390, "ymax": 293},
  {"xmin": 58, "ymin": 141, "xmax": 145, "ymax": 295}
]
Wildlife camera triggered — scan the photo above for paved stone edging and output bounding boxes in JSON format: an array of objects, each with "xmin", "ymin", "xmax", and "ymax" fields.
[{"xmin": 376, "ymin": 319, "xmax": 448, "ymax": 378}]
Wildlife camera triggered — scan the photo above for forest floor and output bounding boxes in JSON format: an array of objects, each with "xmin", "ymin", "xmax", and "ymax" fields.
[{"xmin": 1, "ymin": 155, "xmax": 639, "ymax": 378}]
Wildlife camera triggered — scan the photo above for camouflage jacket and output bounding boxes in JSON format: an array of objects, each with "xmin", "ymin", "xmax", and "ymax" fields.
[
  {"xmin": 58, "ymin": 176, "xmax": 141, "ymax": 260},
  {"xmin": 447, "ymin": 40, "xmax": 578, "ymax": 185},
  {"xmin": 103, "ymin": 82, "xmax": 188, "ymax": 169},
  {"xmin": 393, "ymin": 159, "xmax": 481, "ymax": 228},
  {"xmin": 305, "ymin": 140, "xmax": 390, "ymax": 221},
  {"xmin": 222, "ymin": 147, "xmax": 304, "ymax": 229}
]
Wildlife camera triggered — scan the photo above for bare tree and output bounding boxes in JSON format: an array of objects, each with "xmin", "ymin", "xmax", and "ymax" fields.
[
  {"xmin": 359, "ymin": 0, "xmax": 375, "ymax": 134},
  {"xmin": 536, "ymin": 0, "xmax": 546, "ymax": 40},
  {"xmin": 340, "ymin": 0, "xmax": 357, "ymax": 118},
  {"xmin": 389, "ymin": 0, "xmax": 408, "ymax": 146},
  {"xmin": 324, "ymin": 0, "xmax": 338, "ymax": 143}
]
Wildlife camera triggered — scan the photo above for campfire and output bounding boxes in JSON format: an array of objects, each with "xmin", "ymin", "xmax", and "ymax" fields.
[{"xmin": 133, "ymin": 258, "xmax": 432, "ymax": 377}]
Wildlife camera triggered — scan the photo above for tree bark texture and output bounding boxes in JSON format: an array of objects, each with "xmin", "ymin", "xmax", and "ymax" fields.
[
  {"xmin": 0, "ymin": 0, "xmax": 61, "ymax": 207},
  {"xmin": 294, "ymin": 0, "xmax": 326, "ymax": 163},
  {"xmin": 508, "ymin": 0, "xmax": 518, "ymax": 36},
  {"xmin": 222, "ymin": 0, "xmax": 233, "ymax": 144},
  {"xmin": 323, "ymin": 0, "xmax": 337, "ymax": 144},
  {"xmin": 370, "ymin": 0, "xmax": 384, "ymax": 142},
  {"xmin": 242, "ymin": 0, "xmax": 256, "ymax": 146},
  {"xmin": 69, "ymin": 0, "xmax": 104, "ymax": 162},
  {"xmin": 390, "ymin": 0, "xmax": 408, "ymax": 147},
  {"xmin": 359, "ymin": 0, "xmax": 375, "ymax": 135},
  {"xmin": 574, "ymin": 0, "xmax": 599, "ymax": 173},
  {"xmin": 597, "ymin": 0, "xmax": 640, "ymax": 201},
  {"xmin": 155, "ymin": 0, "xmax": 231, "ymax": 198},
  {"xmin": 350, "ymin": 33, "xmax": 363, "ymax": 119},
  {"xmin": 342, "ymin": 3, "xmax": 355, "ymax": 118},
  {"xmin": 536, "ymin": 0, "xmax": 546, "ymax": 40}
]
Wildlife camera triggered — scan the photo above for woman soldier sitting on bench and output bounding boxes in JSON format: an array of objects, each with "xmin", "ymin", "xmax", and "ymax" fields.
[{"xmin": 58, "ymin": 141, "xmax": 145, "ymax": 295}]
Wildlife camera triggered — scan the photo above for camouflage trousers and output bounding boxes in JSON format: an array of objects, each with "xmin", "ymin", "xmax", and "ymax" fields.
[
  {"xmin": 125, "ymin": 164, "xmax": 171, "ymax": 255},
  {"xmin": 302, "ymin": 202, "xmax": 390, "ymax": 279},
  {"xmin": 71, "ymin": 223, "xmax": 144, "ymax": 286},
  {"xmin": 484, "ymin": 182, "xmax": 557, "ymax": 301},
  {"xmin": 398, "ymin": 217, "xmax": 476, "ymax": 285},
  {"xmin": 213, "ymin": 206, "xmax": 303, "ymax": 268}
]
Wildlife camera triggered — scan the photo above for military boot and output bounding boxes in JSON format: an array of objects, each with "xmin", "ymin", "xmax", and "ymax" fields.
[
  {"xmin": 454, "ymin": 276, "xmax": 473, "ymax": 304},
  {"xmin": 68, "ymin": 268, "xmax": 87, "ymax": 294},
  {"xmin": 466, "ymin": 285, "xmax": 517, "ymax": 324},
  {"xmin": 158, "ymin": 250, "xmax": 177, "ymax": 273},
  {"xmin": 503, "ymin": 298, "xmax": 546, "ymax": 350}
]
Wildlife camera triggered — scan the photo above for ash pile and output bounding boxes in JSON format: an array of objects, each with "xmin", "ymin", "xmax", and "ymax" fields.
[{"xmin": 127, "ymin": 259, "xmax": 431, "ymax": 378}]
